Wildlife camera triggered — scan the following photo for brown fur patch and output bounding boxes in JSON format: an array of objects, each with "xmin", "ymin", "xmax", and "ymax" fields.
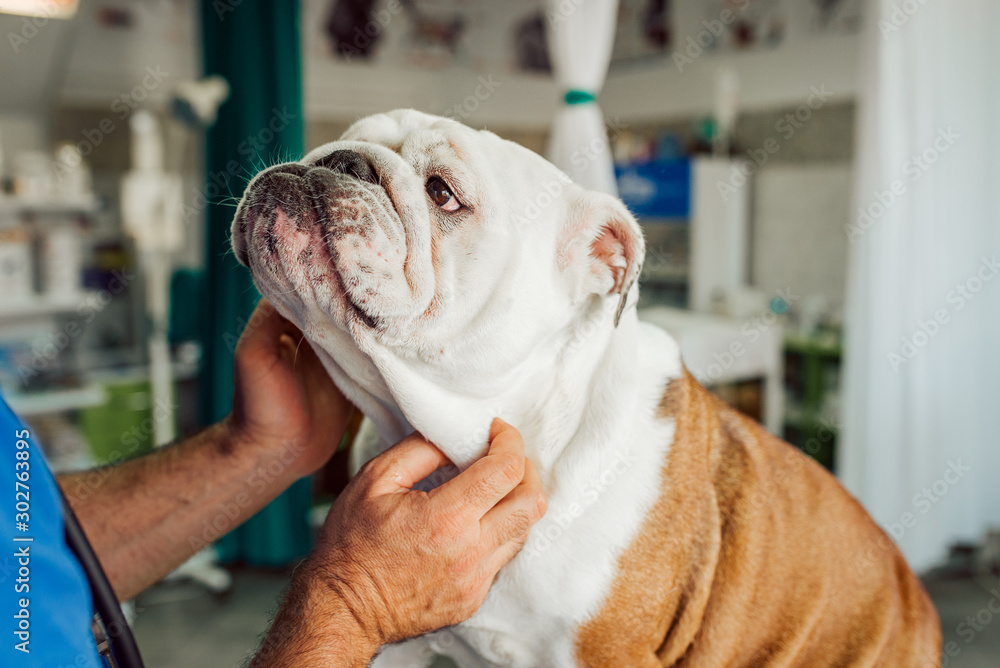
[{"xmin": 574, "ymin": 370, "xmax": 942, "ymax": 667}]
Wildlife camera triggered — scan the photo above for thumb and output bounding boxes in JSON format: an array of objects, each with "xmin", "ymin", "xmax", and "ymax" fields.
[{"xmin": 366, "ymin": 435, "xmax": 453, "ymax": 495}]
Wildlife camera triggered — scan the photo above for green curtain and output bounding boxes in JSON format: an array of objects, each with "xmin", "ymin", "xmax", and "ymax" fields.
[{"xmin": 199, "ymin": 0, "xmax": 312, "ymax": 567}]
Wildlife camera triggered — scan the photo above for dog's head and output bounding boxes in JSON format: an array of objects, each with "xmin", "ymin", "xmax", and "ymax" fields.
[{"xmin": 232, "ymin": 109, "xmax": 643, "ymax": 466}]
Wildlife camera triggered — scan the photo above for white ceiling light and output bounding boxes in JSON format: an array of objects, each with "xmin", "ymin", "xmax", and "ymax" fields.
[{"xmin": 0, "ymin": 0, "xmax": 79, "ymax": 19}]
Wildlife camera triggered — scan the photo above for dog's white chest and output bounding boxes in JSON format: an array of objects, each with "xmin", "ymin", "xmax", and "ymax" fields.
[{"xmin": 462, "ymin": 431, "xmax": 676, "ymax": 664}]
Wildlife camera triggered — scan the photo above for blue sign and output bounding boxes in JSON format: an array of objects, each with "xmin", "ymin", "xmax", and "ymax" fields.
[{"xmin": 615, "ymin": 159, "xmax": 691, "ymax": 219}]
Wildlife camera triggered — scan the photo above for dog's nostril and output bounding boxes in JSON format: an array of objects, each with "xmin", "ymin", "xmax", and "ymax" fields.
[{"xmin": 314, "ymin": 149, "xmax": 378, "ymax": 185}]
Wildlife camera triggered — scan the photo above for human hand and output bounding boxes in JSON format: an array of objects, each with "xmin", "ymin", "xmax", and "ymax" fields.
[
  {"xmin": 227, "ymin": 299, "xmax": 356, "ymax": 478},
  {"xmin": 287, "ymin": 420, "xmax": 547, "ymax": 661}
]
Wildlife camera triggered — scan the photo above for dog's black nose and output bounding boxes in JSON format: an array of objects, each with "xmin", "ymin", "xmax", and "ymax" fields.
[{"xmin": 314, "ymin": 149, "xmax": 378, "ymax": 185}]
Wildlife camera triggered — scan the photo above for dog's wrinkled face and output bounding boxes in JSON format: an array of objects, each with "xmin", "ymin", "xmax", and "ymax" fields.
[{"xmin": 232, "ymin": 109, "xmax": 643, "ymax": 466}]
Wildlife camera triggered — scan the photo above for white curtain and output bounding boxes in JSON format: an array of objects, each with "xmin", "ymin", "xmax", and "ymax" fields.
[
  {"xmin": 545, "ymin": 0, "xmax": 619, "ymax": 195},
  {"xmin": 841, "ymin": 0, "xmax": 1000, "ymax": 572}
]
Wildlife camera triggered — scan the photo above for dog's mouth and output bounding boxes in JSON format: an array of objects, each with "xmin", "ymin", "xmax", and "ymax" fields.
[
  {"xmin": 342, "ymin": 281, "xmax": 382, "ymax": 330},
  {"xmin": 233, "ymin": 155, "xmax": 414, "ymax": 333}
]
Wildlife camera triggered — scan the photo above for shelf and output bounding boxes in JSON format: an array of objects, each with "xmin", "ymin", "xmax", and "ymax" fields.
[
  {"xmin": 5, "ymin": 384, "xmax": 107, "ymax": 417},
  {"xmin": 784, "ymin": 410, "xmax": 839, "ymax": 432},
  {"xmin": 0, "ymin": 292, "xmax": 100, "ymax": 321},
  {"xmin": 642, "ymin": 265, "xmax": 690, "ymax": 283},
  {"xmin": 0, "ymin": 195, "xmax": 100, "ymax": 218},
  {"xmin": 784, "ymin": 332, "xmax": 842, "ymax": 356}
]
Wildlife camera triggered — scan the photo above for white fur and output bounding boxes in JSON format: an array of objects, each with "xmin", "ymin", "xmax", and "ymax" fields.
[{"xmin": 233, "ymin": 110, "xmax": 685, "ymax": 666}]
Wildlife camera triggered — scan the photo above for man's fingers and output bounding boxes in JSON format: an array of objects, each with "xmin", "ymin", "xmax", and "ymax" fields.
[
  {"xmin": 236, "ymin": 300, "xmax": 300, "ymax": 361},
  {"xmin": 488, "ymin": 417, "xmax": 514, "ymax": 442},
  {"xmin": 430, "ymin": 419, "xmax": 526, "ymax": 521},
  {"xmin": 481, "ymin": 456, "xmax": 547, "ymax": 575},
  {"xmin": 248, "ymin": 299, "xmax": 289, "ymax": 339},
  {"xmin": 480, "ymin": 456, "xmax": 546, "ymax": 551},
  {"xmin": 484, "ymin": 532, "xmax": 532, "ymax": 577},
  {"xmin": 364, "ymin": 435, "xmax": 452, "ymax": 495}
]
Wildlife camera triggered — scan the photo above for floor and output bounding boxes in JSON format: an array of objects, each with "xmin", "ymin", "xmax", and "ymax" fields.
[
  {"xmin": 132, "ymin": 567, "xmax": 1000, "ymax": 667},
  {"xmin": 132, "ymin": 568, "xmax": 287, "ymax": 668}
]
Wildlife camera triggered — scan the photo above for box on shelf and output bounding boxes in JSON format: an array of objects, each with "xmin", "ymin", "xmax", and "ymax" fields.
[
  {"xmin": 0, "ymin": 225, "xmax": 33, "ymax": 301},
  {"xmin": 615, "ymin": 158, "xmax": 691, "ymax": 219}
]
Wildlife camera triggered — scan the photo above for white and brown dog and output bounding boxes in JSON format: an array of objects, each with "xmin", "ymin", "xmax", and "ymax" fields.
[{"xmin": 232, "ymin": 110, "xmax": 941, "ymax": 667}]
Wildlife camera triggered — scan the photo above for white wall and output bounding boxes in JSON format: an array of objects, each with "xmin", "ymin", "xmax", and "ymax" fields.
[
  {"xmin": 0, "ymin": 11, "xmax": 78, "ymax": 115},
  {"xmin": 302, "ymin": 0, "xmax": 559, "ymax": 129},
  {"xmin": 57, "ymin": 0, "xmax": 198, "ymax": 110},
  {"xmin": 0, "ymin": 114, "xmax": 46, "ymax": 167},
  {"xmin": 752, "ymin": 164, "xmax": 852, "ymax": 316},
  {"xmin": 302, "ymin": 0, "xmax": 861, "ymax": 128},
  {"xmin": 604, "ymin": 34, "xmax": 858, "ymax": 124},
  {"xmin": 44, "ymin": 0, "xmax": 861, "ymax": 130},
  {"xmin": 605, "ymin": 0, "xmax": 860, "ymax": 123}
]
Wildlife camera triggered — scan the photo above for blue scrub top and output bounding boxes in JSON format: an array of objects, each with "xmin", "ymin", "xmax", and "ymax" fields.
[{"xmin": 0, "ymin": 397, "xmax": 106, "ymax": 667}]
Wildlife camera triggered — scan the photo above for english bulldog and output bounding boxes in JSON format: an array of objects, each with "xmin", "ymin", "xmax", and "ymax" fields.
[{"xmin": 231, "ymin": 109, "xmax": 941, "ymax": 667}]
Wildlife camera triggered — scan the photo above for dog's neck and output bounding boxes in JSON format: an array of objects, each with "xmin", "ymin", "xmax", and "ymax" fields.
[
  {"xmin": 346, "ymin": 297, "xmax": 675, "ymax": 480},
  {"xmin": 511, "ymin": 303, "xmax": 643, "ymax": 476}
]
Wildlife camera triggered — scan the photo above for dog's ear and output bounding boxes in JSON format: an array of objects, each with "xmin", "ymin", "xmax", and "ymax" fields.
[{"xmin": 557, "ymin": 193, "xmax": 645, "ymax": 327}]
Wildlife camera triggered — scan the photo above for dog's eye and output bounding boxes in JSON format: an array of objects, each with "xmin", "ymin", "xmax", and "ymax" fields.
[{"xmin": 426, "ymin": 177, "xmax": 462, "ymax": 212}]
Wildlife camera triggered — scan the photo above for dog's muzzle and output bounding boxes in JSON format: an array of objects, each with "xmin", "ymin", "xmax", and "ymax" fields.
[
  {"xmin": 233, "ymin": 149, "xmax": 414, "ymax": 330},
  {"xmin": 233, "ymin": 150, "xmax": 385, "ymax": 261}
]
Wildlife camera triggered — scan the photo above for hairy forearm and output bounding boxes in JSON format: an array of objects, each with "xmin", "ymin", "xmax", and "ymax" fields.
[
  {"xmin": 58, "ymin": 419, "xmax": 301, "ymax": 600},
  {"xmin": 250, "ymin": 563, "xmax": 378, "ymax": 667}
]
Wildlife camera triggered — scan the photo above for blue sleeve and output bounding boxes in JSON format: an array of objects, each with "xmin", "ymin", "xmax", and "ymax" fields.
[{"xmin": 0, "ymin": 397, "xmax": 106, "ymax": 667}]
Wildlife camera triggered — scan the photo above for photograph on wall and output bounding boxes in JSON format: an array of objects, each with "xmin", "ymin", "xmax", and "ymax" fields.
[
  {"xmin": 806, "ymin": 0, "xmax": 862, "ymax": 34},
  {"xmin": 323, "ymin": 0, "xmax": 551, "ymax": 73},
  {"xmin": 611, "ymin": 0, "xmax": 673, "ymax": 66},
  {"xmin": 702, "ymin": 0, "xmax": 786, "ymax": 51},
  {"xmin": 325, "ymin": 0, "xmax": 478, "ymax": 68}
]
